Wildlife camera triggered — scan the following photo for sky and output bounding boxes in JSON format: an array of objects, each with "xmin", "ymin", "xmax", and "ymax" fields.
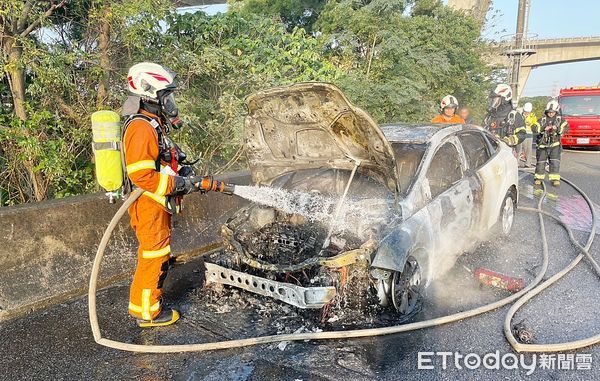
[
  {"xmin": 193, "ymin": 1, "xmax": 599, "ymax": 97},
  {"xmin": 482, "ymin": 0, "xmax": 600, "ymax": 97}
]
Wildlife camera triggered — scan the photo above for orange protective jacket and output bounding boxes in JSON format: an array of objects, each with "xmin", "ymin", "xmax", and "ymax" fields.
[
  {"xmin": 431, "ymin": 114, "xmax": 465, "ymax": 124},
  {"xmin": 123, "ymin": 110, "xmax": 178, "ymax": 320}
]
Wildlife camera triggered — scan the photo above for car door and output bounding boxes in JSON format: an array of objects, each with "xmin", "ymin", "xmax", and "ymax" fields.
[
  {"xmin": 457, "ymin": 131, "xmax": 502, "ymax": 230},
  {"xmin": 423, "ymin": 137, "xmax": 474, "ymax": 276}
]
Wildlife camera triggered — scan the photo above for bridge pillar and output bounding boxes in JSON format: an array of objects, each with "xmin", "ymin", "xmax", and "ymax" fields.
[
  {"xmin": 516, "ymin": 66, "xmax": 532, "ymax": 103},
  {"xmin": 447, "ymin": 0, "xmax": 491, "ymax": 24}
]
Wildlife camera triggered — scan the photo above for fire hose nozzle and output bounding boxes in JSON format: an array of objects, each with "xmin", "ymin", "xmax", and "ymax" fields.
[
  {"xmin": 193, "ymin": 176, "xmax": 235, "ymax": 195},
  {"xmin": 221, "ymin": 183, "xmax": 235, "ymax": 195}
]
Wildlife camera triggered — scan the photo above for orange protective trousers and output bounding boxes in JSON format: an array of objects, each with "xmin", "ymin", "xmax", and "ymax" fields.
[{"xmin": 127, "ymin": 196, "xmax": 172, "ymax": 320}]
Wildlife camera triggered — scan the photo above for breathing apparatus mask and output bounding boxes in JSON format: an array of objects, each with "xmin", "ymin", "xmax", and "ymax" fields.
[
  {"xmin": 488, "ymin": 94, "xmax": 502, "ymax": 112},
  {"xmin": 157, "ymin": 89, "xmax": 183, "ymax": 130}
]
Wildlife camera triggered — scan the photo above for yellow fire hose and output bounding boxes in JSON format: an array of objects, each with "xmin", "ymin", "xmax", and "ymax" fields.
[{"xmin": 88, "ymin": 174, "xmax": 597, "ymax": 353}]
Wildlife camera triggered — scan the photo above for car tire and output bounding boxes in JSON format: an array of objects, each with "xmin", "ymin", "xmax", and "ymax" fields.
[
  {"xmin": 391, "ymin": 256, "xmax": 423, "ymax": 318},
  {"xmin": 495, "ymin": 191, "xmax": 516, "ymax": 238}
]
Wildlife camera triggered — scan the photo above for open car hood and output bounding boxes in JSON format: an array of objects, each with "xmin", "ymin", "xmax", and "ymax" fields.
[{"xmin": 244, "ymin": 82, "xmax": 399, "ymax": 193}]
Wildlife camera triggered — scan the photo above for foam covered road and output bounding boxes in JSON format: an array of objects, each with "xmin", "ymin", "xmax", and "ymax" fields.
[{"xmin": 1, "ymin": 150, "xmax": 599, "ymax": 380}]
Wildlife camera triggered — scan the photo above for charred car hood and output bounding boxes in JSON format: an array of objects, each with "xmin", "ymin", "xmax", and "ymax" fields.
[{"xmin": 245, "ymin": 82, "xmax": 399, "ymax": 193}]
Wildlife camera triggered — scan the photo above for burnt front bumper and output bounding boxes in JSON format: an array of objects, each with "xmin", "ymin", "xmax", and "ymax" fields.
[{"xmin": 204, "ymin": 262, "xmax": 336, "ymax": 309}]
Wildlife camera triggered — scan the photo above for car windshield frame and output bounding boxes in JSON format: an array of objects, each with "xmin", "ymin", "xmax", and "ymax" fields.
[{"xmin": 390, "ymin": 142, "xmax": 428, "ymax": 197}]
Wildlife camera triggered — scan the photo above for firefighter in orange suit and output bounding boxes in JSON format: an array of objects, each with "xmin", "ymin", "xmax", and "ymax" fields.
[{"xmin": 123, "ymin": 62, "xmax": 203, "ymax": 327}]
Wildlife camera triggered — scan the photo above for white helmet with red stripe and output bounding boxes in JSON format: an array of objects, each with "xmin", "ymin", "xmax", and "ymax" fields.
[
  {"xmin": 488, "ymin": 83, "xmax": 513, "ymax": 111},
  {"xmin": 492, "ymin": 83, "xmax": 512, "ymax": 101},
  {"xmin": 127, "ymin": 62, "xmax": 177, "ymax": 100}
]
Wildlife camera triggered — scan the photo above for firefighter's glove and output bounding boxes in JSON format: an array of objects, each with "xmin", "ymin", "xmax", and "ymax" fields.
[
  {"xmin": 178, "ymin": 165, "xmax": 195, "ymax": 177},
  {"xmin": 545, "ymin": 125, "xmax": 555, "ymax": 132},
  {"xmin": 172, "ymin": 176, "xmax": 201, "ymax": 196},
  {"xmin": 502, "ymin": 135, "xmax": 518, "ymax": 147}
]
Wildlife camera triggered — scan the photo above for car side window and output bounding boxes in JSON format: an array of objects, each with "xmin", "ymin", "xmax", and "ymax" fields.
[
  {"xmin": 458, "ymin": 132, "xmax": 491, "ymax": 170},
  {"xmin": 426, "ymin": 141, "xmax": 463, "ymax": 199}
]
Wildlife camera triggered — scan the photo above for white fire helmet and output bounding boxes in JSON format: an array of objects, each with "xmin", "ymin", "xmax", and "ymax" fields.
[
  {"xmin": 545, "ymin": 99, "xmax": 560, "ymax": 114},
  {"xmin": 492, "ymin": 83, "xmax": 513, "ymax": 101},
  {"xmin": 523, "ymin": 102, "xmax": 533, "ymax": 113},
  {"xmin": 440, "ymin": 95, "xmax": 458, "ymax": 110},
  {"xmin": 127, "ymin": 62, "xmax": 177, "ymax": 100}
]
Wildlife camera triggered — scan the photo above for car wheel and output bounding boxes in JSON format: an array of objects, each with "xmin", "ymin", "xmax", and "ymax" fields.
[
  {"xmin": 391, "ymin": 256, "xmax": 423, "ymax": 317},
  {"xmin": 496, "ymin": 191, "xmax": 516, "ymax": 238}
]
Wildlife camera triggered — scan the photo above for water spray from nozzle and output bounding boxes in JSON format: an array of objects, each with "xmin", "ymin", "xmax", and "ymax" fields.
[{"xmin": 322, "ymin": 159, "xmax": 361, "ymax": 249}]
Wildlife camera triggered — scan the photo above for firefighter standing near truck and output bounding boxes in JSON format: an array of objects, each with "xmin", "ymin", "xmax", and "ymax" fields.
[
  {"xmin": 483, "ymin": 84, "xmax": 527, "ymax": 147},
  {"xmin": 122, "ymin": 62, "xmax": 224, "ymax": 327},
  {"xmin": 533, "ymin": 99, "xmax": 568, "ymax": 187}
]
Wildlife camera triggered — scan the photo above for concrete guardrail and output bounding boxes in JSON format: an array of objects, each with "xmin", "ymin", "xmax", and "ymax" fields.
[{"xmin": 0, "ymin": 171, "xmax": 250, "ymax": 323}]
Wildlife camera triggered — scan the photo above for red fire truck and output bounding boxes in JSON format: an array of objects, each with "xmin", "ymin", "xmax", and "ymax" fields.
[{"xmin": 559, "ymin": 87, "xmax": 600, "ymax": 147}]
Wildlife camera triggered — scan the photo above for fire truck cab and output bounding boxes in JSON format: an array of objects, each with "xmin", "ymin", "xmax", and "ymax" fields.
[{"xmin": 559, "ymin": 86, "xmax": 600, "ymax": 147}]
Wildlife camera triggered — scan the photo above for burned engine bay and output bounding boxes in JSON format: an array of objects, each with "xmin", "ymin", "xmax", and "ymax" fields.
[{"xmin": 203, "ymin": 169, "xmax": 407, "ymax": 325}]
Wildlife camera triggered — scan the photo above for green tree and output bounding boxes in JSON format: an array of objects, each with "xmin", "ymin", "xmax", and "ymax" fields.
[
  {"xmin": 316, "ymin": 0, "xmax": 489, "ymax": 123},
  {"xmin": 0, "ymin": 0, "xmax": 67, "ymax": 121},
  {"xmin": 146, "ymin": 10, "xmax": 341, "ymax": 174},
  {"xmin": 0, "ymin": 0, "xmax": 170, "ymax": 204},
  {"xmin": 520, "ymin": 96, "xmax": 551, "ymax": 119},
  {"xmin": 0, "ymin": 1, "xmax": 492, "ymax": 205},
  {"xmin": 235, "ymin": 0, "xmax": 326, "ymax": 32}
]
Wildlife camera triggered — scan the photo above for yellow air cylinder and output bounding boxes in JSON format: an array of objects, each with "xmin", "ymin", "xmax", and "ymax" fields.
[{"xmin": 91, "ymin": 110, "xmax": 123, "ymax": 192}]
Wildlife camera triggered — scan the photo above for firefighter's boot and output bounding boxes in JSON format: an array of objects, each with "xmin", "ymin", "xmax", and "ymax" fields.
[
  {"xmin": 136, "ymin": 309, "xmax": 180, "ymax": 328},
  {"xmin": 552, "ymin": 180, "xmax": 560, "ymax": 187},
  {"xmin": 534, "ymin": 179, "xmax": 542, "ymax": 186}
]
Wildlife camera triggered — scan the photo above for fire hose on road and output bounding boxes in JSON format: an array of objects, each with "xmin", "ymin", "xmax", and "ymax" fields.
[{"xmin": 88, "ymin": 173, "xmax": 598, "ymax": 353}]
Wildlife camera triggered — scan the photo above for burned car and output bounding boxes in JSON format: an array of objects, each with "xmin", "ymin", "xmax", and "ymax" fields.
[{"xmin": 205, "ymin": 83, "xmax": 518, "ymax": 319}]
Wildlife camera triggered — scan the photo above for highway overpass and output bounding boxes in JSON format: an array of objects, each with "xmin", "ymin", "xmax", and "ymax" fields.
[{"xmin": 487, "ymin": 37, "xmax": 600, "ymax": 96}]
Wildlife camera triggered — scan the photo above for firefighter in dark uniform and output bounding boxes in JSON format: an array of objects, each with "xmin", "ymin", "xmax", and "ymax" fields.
[
  {"xmin": 483, "ymin": 83, "xmax": 527, "ymax": 147},
  {"xmin": 533, "ymin": 100, "xmax": 568, "ymax": 187}
]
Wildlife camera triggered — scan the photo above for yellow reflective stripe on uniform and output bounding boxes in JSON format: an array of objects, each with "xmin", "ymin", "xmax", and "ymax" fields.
[
  {"xmin": 126, "ymin": 160, "xmax": 156, "ymax": 174},
  {"xmin": 143, "ymin": 191, "xmax": 166, "ymax": 206},
  {"xmin": 141, "ymin": 289, "xmax": 152, "ymax": 320},
  {"xmin": 514, "ymin": 126, "xmax": 526, "ymax": 133},
  {"xmin": 534, "ymin": 173, "xmax": 545, "ymax": 180},
  {"xmin": 548, "ymin": 173, "xmax": 561, "ymax": 181},
  {"xmin": 559, "ymin": 121, "xmax": 567, "ymax": 134},
  {"xmin": 129, "ymin": 301, "xmax": 160, "ymax": 313},
  {"xmin": 538, "ymin": 141, "xmax": 561, "ymax": 149},
  {"xmin": 142, "ymin": 245, "xmax": 171, "ymax": 259},
  {"xmin": 155, "ymin": 173, "xmax": 170, "ymax": 196}
]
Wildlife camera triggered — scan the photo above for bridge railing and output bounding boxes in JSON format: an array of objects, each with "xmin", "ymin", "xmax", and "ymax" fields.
[
  {"xmin": 531, "ymin": 36, "xmax": 600, "ymax": 45},
  {"xmin": 496, "ymin": 33, "xmax": 537, "ymax": 49}
]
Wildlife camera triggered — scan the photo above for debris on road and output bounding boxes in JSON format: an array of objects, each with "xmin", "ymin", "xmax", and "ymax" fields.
[
  {"xmin": 474, "ymin": 267, "xmax": 525, "ymax": 293},
  {"xmin": 512, "ymin": 319, "xmax": 535, "ymax": 344}
]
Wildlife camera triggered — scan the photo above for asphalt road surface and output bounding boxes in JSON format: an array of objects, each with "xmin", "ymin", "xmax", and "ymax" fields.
[{"xmin": 1, "ymin": 149, "xmax": 599, "ymax": 381}]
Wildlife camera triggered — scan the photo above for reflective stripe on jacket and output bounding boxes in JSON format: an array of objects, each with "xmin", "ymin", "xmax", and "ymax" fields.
[{"xmin": 123, "ymin": 113, "xmax": 176, "ymax": 199}]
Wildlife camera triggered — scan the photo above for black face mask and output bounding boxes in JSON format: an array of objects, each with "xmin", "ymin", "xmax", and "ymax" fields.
[{"xmin": 158, "ymin": 90, "xmax": 183, "ymax": 129}]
